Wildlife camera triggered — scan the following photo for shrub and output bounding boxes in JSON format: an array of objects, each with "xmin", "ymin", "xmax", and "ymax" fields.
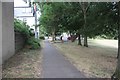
[
  {"xmin": 26, "ymin": 37, "xmax": 41, "ymax": 49},
  {"xmin": 14, "ymin": 19, "xmax": 40, "ymax": 49},
  {"xmin": 14, "ymin": 19, "xmax": 31, "ymax": 38},
  {"xmin": 40, "ymin": 36, "xmax": 45, "ymax": 40}
]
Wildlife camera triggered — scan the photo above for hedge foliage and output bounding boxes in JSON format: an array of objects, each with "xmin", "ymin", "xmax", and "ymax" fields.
[{"xmin": 14, "ymin": 19, "xmax": 40, "ymax": 49}]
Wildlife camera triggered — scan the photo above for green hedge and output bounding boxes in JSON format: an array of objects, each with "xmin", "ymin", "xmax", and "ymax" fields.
[{"xmin": 14, "ymin": 19, "xmax": 40, "ymax": 49}]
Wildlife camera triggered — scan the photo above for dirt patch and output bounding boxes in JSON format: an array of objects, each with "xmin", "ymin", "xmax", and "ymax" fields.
[
  {"xmin": 2, "ymin": 40, "xmax": 44, "ymax": 78},
  {"xmin": 52, "ymin": 40, "xmax": 117, "ymax": 78}
]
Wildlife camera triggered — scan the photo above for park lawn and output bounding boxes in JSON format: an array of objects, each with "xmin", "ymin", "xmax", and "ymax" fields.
[
  {"xmin": 52, "ymin": 39, "xmax": 117, "ymax": 78},
  {"xmin": 2, "ymin": 41, "xmax": 44, "ymax": 78}
]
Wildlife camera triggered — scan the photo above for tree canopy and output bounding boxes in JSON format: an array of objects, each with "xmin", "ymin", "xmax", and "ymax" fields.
[
  {"xmin": 38, "ymin": 2, "xmax": 118, "ymax": 43},
  {"xmin": 38, "ymin": 2, "xmax": 120, "ymax": 79}
]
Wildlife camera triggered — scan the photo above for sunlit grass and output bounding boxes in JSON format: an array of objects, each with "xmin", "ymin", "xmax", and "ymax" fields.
[{"xmin": 52, "ymin": 39, "xmax": 117, "ymax": 78}]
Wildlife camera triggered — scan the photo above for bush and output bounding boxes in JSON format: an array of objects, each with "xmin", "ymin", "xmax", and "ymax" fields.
[
  {"xmin": 14, "ymin": 19, "xmax": 40, "ymax": 49},
  {"xmin": 14, "ymin": 19, "xmax": 31, "ymax": 38},
  {"xmin": 40, "ymin": 36, "xmax": 45, "ymax": 40},
  {"xmin": 26, "ymin": 37, "xmax": 41, "ymax": 49}
]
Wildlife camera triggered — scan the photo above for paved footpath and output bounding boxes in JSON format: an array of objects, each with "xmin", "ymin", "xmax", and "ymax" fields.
[{"xmin": 42, "ymin": 40, "xmax": 85, "ymax": 78}]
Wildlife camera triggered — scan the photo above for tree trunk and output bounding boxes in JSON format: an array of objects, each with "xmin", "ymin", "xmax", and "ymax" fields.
[
  {"xmin": 78, "ymin": 34, "xmax": 82, "ymax": 46},
  {"xmin": 81, "ymin": 2, "xmax": 89, "ymax": 47},
  {"xmin": 117, "ymin": 43, "xmax": 119, "ymax": 58},
  {"xmin": 115, "ymin": 2, "xmax": 120, "ymax": 79},
  {"xmin": 52, "ymin": 27, "xmax": 56, "ymax": 41},
  {"xmin": 83, "ymin": 8, "xmax": 88, "ymax": 47},
  {"xmin": 52, "ymin": 31, "xmax": 55, "ymax": 41},
  {"xmin": 112, "ymin": 48, "xmax": 120, "ymax": 79},
  {"xmin": 117, "ymin": 57, "xmax": 120, "ymax": 79},
  {"xmin": 117, "ymin": 52, "xmax": 119, "ymax": 59},
  {"xmin": 52, "ymin": 31, "xmax": 54, "ymax": 41},
  {"xmin": 117, "ymin": 2, "xmax": 120, "ymax": 59},
  {"xmin": 69, "ymin": 31, "xmax": 72, "ymax": 36},
  {"xmin": 115, "ymin": 55, "xmax": 120, "ymax": 79},
  {"xmin": 84, "ymin": 35, "xmax": 88, "ymax": 47},
  {"xmin": 55, "ymin": 32, "xmax": 57, "ymax": 40},
  {"xmin": 111, "ymin": 2, "xmax": 120, "ymax": 80}
]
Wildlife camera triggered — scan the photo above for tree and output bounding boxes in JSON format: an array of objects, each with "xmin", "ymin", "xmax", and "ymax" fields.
[
  {"xmin": 39, "ymin": 3, "xmax": 65, "ymax": 41},
  {"xmin": 79, "ymin": 2, "xmax": 90, "ymax": 47},
  {"xmin": 88, "ymin": 2, "xmax": 119, "ymax": 59},
  {"xmin": 59, "ymin": 3, "xmax": 84, "ymax": 45},
  {"xmin": 39, "ymin": 2, "xmax": 118, "ymax": 47},
  {"xmin": 112, "ymin": 2, "xmax": 120, "ymax": 80}
]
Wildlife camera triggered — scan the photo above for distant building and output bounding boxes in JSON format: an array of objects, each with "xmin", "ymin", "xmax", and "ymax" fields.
[{"xmin": 14, "ymin": 0, "xmax": 40, "ymax": 38}]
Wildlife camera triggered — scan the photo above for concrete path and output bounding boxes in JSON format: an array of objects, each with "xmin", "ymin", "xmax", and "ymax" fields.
[{"xmin": 42, "ymin": 40, "xmax": 85, "ymax": 78}]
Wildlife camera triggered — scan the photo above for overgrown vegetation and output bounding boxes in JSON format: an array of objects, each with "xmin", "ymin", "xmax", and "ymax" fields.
[{"xmin": 14, "ymin": 19, "xmax": 40, "ymax": 49}]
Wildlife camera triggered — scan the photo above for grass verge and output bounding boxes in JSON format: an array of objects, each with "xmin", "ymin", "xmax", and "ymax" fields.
[
  {"xmin": 2, "ymin": 41, "xmax": 44, "ymax": 78},
  {"xmin": 52, "ymin": 40, "xmax": 117, "ymax": 78}
]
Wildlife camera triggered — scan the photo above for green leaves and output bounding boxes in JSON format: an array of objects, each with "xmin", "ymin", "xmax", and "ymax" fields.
[
  {"xmin": 14, "ymin": 19, "xmax": 31, "ymax": 38},
  {"xmin": 14, "ymin": 19, "xmax": 40, "ymax": 49},
  {"xmin": 38, "ymin": 2, "xmax": 118, "ymax": 39}
]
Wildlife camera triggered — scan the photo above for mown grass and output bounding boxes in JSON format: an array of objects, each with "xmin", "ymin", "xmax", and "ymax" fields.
[{"xmin": 52, "ymin": 39, "xmax": 117, "ymax": 78}]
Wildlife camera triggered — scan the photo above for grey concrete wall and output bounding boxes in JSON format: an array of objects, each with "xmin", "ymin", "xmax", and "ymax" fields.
[
  {"xmin": 0, "ymin": 2, "xmax": 2, "ymax": 65},
  {"xmin": 2, "ymin": 2, "xmax": 15, "ymax": 63},
  {"xmin": 15, "ymin": 31, "xmax": 25, "ymax": 52},
  {"xmin": 0, "ymin": 2, "xmax": 2, "ymax": 80}
]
